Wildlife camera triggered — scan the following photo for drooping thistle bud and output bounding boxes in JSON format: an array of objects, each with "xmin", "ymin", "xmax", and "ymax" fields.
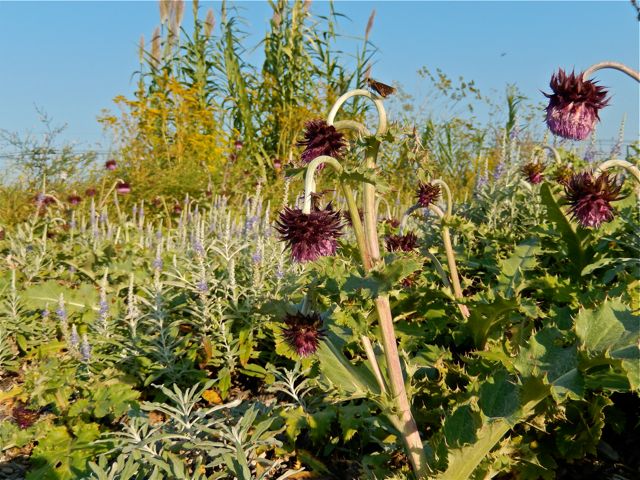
[
  {"xmin": 281, "ymin": 311, "xmax": 325, "ymax": 357},
  {"xmin": 564, "ymin": 171, "xmax": 623, "ymax": 228},
  {"xmin": 544, "ymin": 69, "xmax": 609, "ymax": 141},
  {"xmin": 116, "ymin": 181, "xmax": 131, "ymax": 195},
  {"xmin": 416, "ymin": 182, "xmax": 441, "ymax": 208},
  {"xmin": 297, "ymin": 119, "xmax": 346, "ymax": 165},
  {"xmin": 522, "ymin": 162, "xmax": 545, "ymax": 185},
  {"xmin": 85, "ymin": 187, "xmax": 97, "ymax": 197},
  {"xmin": 67, "ymin": 194, "xmax": 82, "ymax": 206},
  {"xmin": 204, "ymin": 9, "xmax": 215, "ymax": 37},
  {"xmin": 385, "ymin": 232, "xmax": 419, "ymax": 252},
  {"xmin": 105, "ymin": 159, "xmax": 117, "ymax": 171},
  {"xmin": 275, "ymin": 203, "xmax": 344, "ymax": 263},
  {"xmin": 553, "ymin": 164, "xmax": 573, "ymax": 186}
]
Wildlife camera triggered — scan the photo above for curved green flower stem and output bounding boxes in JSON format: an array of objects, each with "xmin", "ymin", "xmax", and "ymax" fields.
[
  {"xmin": 328, "ymin": 90, "xmax": 427, "ymax": 477},
  {"xmin": 596, "ymin": 159, "xmax": 640, "ymax": 200},
  {"xmin": 431, "ymin": 179, "xmax": 453, "ymax": 217},
  {"xmin": 375, "ymin": 196, "xmax": 393, "ymax": 220},
  {"xmin": 98, "ymin": 179, "xmax": 126, "ymax": 212},
  {"xmin": 595, "ymin": 159, "xmax": 640, "ymax": 185},
  {"xmin": 534, "ymin": 145, "xmax": 562, "ymax": 165},
  {"xmin": 302, "ymin": 155, "xmax": 384, "ymax": 392},
  {"xmin": 332, "ymin": 119, "xmax": 371, "ymax": 137},
  {"xmin": 399, "ymin": 205, "xmax": 455, "ymax": 290},
  {"xmin": 428, "ymin": 205, "xmax": 470, "ymax": 319},
  {"xmin": 583, "ymin": 61, "xmax": 640, "ymax": 83}
]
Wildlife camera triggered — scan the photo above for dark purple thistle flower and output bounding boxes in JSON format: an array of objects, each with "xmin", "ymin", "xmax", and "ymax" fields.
[
  {"xmin": 68, "ymin": 194, "xmax": 82, "ymax": 206},
  {"xmin": 275, "ymin": 203, "xmax": 343, "ymax": 263},
  {"xmin": 234, "ymin": 139, "xmax": 244, "ymax": 150},
  {"xmin": 383, "ymin": 217, "xmax": 400, "ymax": 228},
  {"xmin": 105, "ymin": 159, "xmax": 117, "ymax": 171},
  {"xmin": 564, "ymin": 171, "xmax": 623, "ymax": 228},
  {"xmin": 416, "ymin": 182, "xmax": 441, "ymax": 208},
  {"xmin": 553, "ymin": 164, "xmax": 573, "ymax": 186},
  {"xmin": 385, "ymin": 232, "xmax": 419, "ymax": 252},
  {"xmin": 85, "ymin": 187, "xmax": 97, "ymax": 197},
  {"xmin": 116, "ymin": 181, "xmax": 131, "ymax": 195},
  {"xmin": 12, "ymin": 404, "xmax": 39, "ymax": 429},
  {"xmin": 522, "ymin": 162, "xmax": 545, "ymax": 185},
  {"xmin": 297, "ymin": 119, "xmax": 346, "ymax": 164},
  {"xmin": 282, "ymin": 311, "xmax": 325, "ymax": 357},
  {"xmin": 544, "ymin": 69, "xmax": 609, "ymax": 141}
]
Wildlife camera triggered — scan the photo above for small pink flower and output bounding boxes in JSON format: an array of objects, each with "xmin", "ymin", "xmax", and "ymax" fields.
[{"xmin": 105, "ymin": 159, "xmax": 117, "ymax": 171}]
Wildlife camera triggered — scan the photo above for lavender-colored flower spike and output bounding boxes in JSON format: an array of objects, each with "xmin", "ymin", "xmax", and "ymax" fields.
[
  {"xmin": 80, "ymin": 334, "xmax": 91, "ymax": 362},
  {"xmin": 70, "ymin": 324, "xmax": 79, "ymax": 349}
]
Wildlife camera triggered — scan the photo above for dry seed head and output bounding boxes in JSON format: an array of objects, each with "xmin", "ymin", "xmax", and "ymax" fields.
[
  {"xmin": 174, "ymin": 0, "xmax": 185, "ymax": 30},
  {"xmin": 204, "ymin": 9, "xmax": 215, "ymax": 37},
  {"xmin": 365, "ymin": 9, "xmax": 376, "ymax": 41},
  {"xmin": 151, "ymin": 26, "xmax": 161, "ymax": 67},
  {"xmin": 138, "ymin": 35, "xmax": 145, "ymax": 63},
  {"xmin": 159, "ymin": 0, "xmax": 170, "ymax": 25}
]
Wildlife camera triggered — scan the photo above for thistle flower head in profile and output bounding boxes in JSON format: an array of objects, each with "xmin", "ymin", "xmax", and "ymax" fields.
[
  {"xmin": 67, "ymin": 194, "xmax": 82, "ymax": 206},
  {"xmin": 522, "ymin": 162, "xmax": 545, "ymax": 184},
  {"xmin": 297, "ymin": 119, "xmax": 346, "ymax": 164},
  {"xmin": 385, "ymin": 232, "xmax": 419, "ymax": 252},
  {"xmin": 105, "ymin": 159, "xmax": 117, "ymax": 171},
  {"xmin": 564, "ymin": 171, "xmax": 623, "ymax": 228},
  {"xmin": 275, "ymin": 203, "xmax": 343, "ymax": 263},
  {"xmin": 282, "ymin": 311, "xmax": 325, "ymax": 357},
  {"xmin": 116, "ymin": 181, "xmax": 131, "ymax": 195},
  {"xmin": 416, "ymin": 182, "xmax": 441, "ymax": 208},
  {"xmin": 553, "ymin": 164, "xmax": 573, "ymax": 186},
  {"xmin": 544, "ymin": 69, "xmax": 609, "ymax": 141}
]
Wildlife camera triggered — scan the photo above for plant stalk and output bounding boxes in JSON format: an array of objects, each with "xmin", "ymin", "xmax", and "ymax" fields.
[{"xmin": 583, "ymin": 61, "xmax": 640, "ymax": 82}]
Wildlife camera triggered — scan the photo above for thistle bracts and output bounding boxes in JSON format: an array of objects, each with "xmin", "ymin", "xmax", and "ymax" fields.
[
  {"xmin": 275, "ymin": 203, "xmax": 343, "ymax": 262},
  {"xmin": 297, "ymin": 119, "xmax": 346, "ymax": 164},
  {"xmin": 522, "ymin": 162, "xmax": 545, "ymax": 185},
  {"xmin": 281, "ymin": 311, "xmax": 325, "ymax": 357},
  {"xmin": 385, "ymin": 232, "xmax": 418, "ymax": 252},
  {"xmin": 564, "ymin": 171, "xmax": 623, "ymax": 228},
  {"xmin": 416, "ymin": 182, "xmax": 441, "ymax": 208},
  {"xmin": 544, "ymin": 69, "xmax": 609, "ymax": 141}
]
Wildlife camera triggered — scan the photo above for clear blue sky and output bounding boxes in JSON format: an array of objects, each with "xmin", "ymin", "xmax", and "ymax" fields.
[{"xmin": 0, "ymin": 1, "xmax": 638, "ymax": 159}]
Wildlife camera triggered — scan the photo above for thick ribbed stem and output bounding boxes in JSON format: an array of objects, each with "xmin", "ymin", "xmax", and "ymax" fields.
[
  {"xmin": 429, "ymin": 205, "xmax": 470, "ymax": 319},
  {"xmin": 583, "ymin": 61, "xmax": 640, "ymax": 82},
  {"xmin": 326, "ymin": 89, "xmax": 427, "ymax": 478}
]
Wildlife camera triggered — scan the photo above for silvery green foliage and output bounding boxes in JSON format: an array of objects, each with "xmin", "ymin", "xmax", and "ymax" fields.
[
  {"xmin": 266, "ymin": 362, "xmax": 314, "ymax": 410},
  {"xmin": 90, "ymin": 380, "xmax": 302, "ymax": 479}
]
